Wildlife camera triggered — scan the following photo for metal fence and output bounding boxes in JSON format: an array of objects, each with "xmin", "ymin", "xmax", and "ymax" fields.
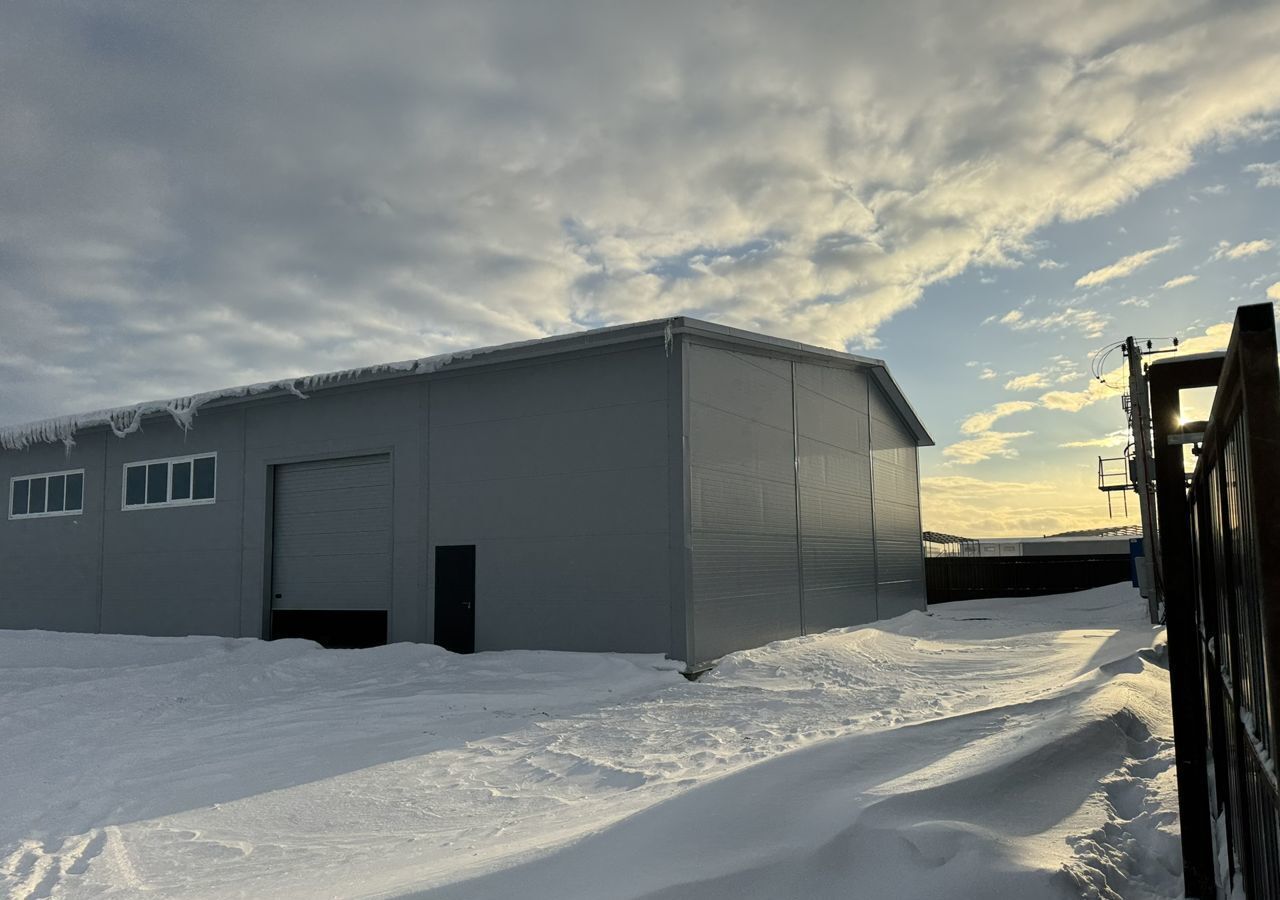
[
  {"xmin": 1179, "ymin": 303, "xmax": 1280, "ymax": 898},
  {"xmin": 925, "ymin": 554, "xmax": 1131, "ymax": 604}
]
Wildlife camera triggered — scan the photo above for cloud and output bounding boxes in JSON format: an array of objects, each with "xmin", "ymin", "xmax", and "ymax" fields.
[
  {"xmin": 1039, "ymin": 381, "xmax": 1122, "ymax": 412},
  {"xmin": 1075, "ymin": 241, "xmax": 1177, "ymax": 287},
  {"xmin": 921, "ymin": 475, "xmax": 1055, "ymax": 495},
  {"xmin": 1048, "ymin": 355, "xmax": 1082, "ymax": 384},
  {"xmin": 1268, "ymin": 283, "xmax": 1280, "ymax": 300},
  {"xmin": 1213, "ymin": 239, "xmax": 1275, "ymax": 260},
  {"xmin": 1199, "ymin": 184, "xmax": 1228, "ymax": 195},
  {"xmin": 948, "ymin": 400, "xmax": 1037, "ymax": 465},
  {"xmin": 1059, "ymin": 430, "xmax": 1129, "ymax": 448},
  {"xmin": 1172, "ymin": 322, "xmax": 1236, "ymax": 354},
  {"xmin": 942, "ymin": 430, "xmax": 1035, "ymax": 465},
  {"xmin": 1161, "ymin": 274, "xmax": 1198, "ymax": 289},
  {"xmin": 960, "ymin": 400, "xmax": 1037, "ymax": 434},
  {"xmin": 1120, "ymin": 296, "xmax": 1151, "ymax": 307},
  {"xmin": 1005, "ymin": 372, "xmax": 1050, "ymax": 391},
  {"xmin": 1038, "ymin": 259, "xmax": 1065, "ymax": 270},
  {"xmin": 4, "ymin": 3, "xmax": 1280, "ymax": 424},
  {"xmin": 979, "ymin": 368, "xmax": 998, "ymax": 380},
  {"xmin": 921, "ymin": 472, "xmax": 1123, "ymax": 537},
  {"xmin": 1039, "ymin": 320, "xmax": 1234, "ymax": 412},
  {"xmin": 993, "ymin": 306, "xmax": 1111, "ymax": 338},
  {"xmin": 1244, "ymin": 161, "xmax": 1280, "ymax": 187}
]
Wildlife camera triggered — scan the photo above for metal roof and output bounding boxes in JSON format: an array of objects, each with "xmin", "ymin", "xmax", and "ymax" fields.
[
  {"xmin": 1044, "ymin": 524, "xmax": 1143, "ymax": 538},
  {"xmin": 1, "ymin": 316, "xmax": 933, "ymax": 449},
  {"xmin": 922, "ymin": 530, "xmax": 977, "ymax": 544}
]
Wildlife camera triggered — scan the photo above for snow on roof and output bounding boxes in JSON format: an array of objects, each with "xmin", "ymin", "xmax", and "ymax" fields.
[
  {"xmin": 1, "ymin": 315, "xmax": 933, "ymax": 452},
  {"xmin": 0, "ymin": 319, "xmax": 676, "ymax": 451},
  {"xmin": 0, "ymin": 352, "xmax": 448, "ymax": 451}
]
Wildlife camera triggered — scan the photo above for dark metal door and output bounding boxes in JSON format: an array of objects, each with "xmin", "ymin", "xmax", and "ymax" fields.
[{"xmin": 434, "ymin": 545, "xmax": 475, "ymax": 653}]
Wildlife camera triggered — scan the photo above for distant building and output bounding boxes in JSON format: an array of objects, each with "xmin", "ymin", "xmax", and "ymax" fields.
[
  {"xmin": 925, "ymin": 526, "xmax": 1139, "ymax": 558},
  {"xmin": 923, "ymin": 526, "xmax": 1136, "ymax": 603},
  {"xmin": 1, "ymin": 318, "xmax": 932, "ymax": 668}
]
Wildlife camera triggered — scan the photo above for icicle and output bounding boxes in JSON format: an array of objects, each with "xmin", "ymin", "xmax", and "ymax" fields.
[
  {"xmin": 165, "ymin": 396, "xmax": 200, "ymax": 434},
  {"xmin": 664, "ymin": 321, "xmax": 674, "ymax": 357},
  {"xmin": 110, "ymin": 408, "xmax": 143, "ymax": 438},
  {"xmin": 0, "ymin": 319, "xmax": 643, "ymax": 450}
]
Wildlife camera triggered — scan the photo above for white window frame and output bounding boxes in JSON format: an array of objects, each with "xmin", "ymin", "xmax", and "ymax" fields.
[
  {"xmin": 121, "ymin": 452, "xmax": 217, "ymax": 511},
  {"xmin": 9, "ymin": 468, "xmax": 87, "ymax": 520}
]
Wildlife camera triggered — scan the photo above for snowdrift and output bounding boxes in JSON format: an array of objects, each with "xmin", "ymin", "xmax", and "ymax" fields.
[{"xmin": 0, "ymin": 583, "xmax": 1180, "ymax": 899}]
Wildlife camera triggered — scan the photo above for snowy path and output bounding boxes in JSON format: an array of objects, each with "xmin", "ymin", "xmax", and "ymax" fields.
[{"xmin": 0, "ymin": 584, "xmax": 1181, "ymax": 898}]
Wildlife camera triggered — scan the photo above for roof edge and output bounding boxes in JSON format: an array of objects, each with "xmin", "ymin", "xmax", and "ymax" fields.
[
  {"xmin": 0, "ymin": 319, "xmax": 676, "ymax": 451},
  {"xmin": 668, "ymin": 318, "xmax": 933, "ymax": 446},
  {"xmin": 1, "ymin": 315, "xmax": 932, "ymax": 450}
]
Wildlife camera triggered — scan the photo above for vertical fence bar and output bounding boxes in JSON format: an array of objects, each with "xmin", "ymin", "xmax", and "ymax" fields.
[
  {"xmin": 1233, "ymin": 305, "xmax": 1280, "ymax": 897},
  {"xmin": 1234, "ymin": 305, "xmax": 1280, "ymax": 793},
  {"xmin": 1161, "ymin": 303, "xmax": 1280, "ymax": 898},
  {"xmin": 1151, "ymin": 359, "xmax": 1217, "ymax": 897}
]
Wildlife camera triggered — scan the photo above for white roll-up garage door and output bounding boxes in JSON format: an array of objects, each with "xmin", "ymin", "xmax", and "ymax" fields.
[{"xmin": 271, "ymin": 454, "xmax": 392, "ymax": 611}]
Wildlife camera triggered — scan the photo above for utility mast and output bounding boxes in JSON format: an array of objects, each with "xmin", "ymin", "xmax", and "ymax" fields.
[
  {"xmin": 1094, "ymin": 334, "xmax": 1179, "ymax": 623},
  {"xmin": 1124, "ymin": 337, "xmax": 1160, "ymax": 623}
]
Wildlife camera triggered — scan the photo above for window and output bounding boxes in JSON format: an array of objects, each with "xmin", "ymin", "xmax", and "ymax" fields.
[
  {"xmin": 122, "ymin": 454, "xmax": 216, "ymax": 509},
  {"xmin": 9, "ymin": 469, "xmax": 85, "ymax": 519}
]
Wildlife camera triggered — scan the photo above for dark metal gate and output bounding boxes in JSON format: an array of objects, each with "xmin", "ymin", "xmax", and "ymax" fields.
[{"xmin": 1153, "ymin": 303, "xmax": 1280, "ymax": 898}]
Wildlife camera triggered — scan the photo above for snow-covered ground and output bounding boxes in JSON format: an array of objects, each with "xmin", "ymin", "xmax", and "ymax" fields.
[{"xmin": 0, "ymin": 583, "xmax": 1181, "ymax": 899}]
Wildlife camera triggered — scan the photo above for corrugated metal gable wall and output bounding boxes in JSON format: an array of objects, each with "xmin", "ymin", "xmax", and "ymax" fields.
[
  {"xmin": 687, "ymin": 344, "xmax": 802, "ymax": 662},
  {"xmin": 870, "ymin": 381, "xmax": 927, "ymax": 617},
  {"xmin": 794, "ymin": 361, "xmax": 877, "ymax": 632},
  {"xmin": 685, "ymin": 342, "xmax": 924, "ymax": 665}
]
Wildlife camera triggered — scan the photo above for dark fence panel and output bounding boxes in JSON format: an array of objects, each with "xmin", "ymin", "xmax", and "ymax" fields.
[
  {"xmin": 925, "ymin": 554, "xmax": 1131, "ymax": 604},
  {"xmin": 1180, "ymin": 303, "xmax": 1280, "ymax": 898}
]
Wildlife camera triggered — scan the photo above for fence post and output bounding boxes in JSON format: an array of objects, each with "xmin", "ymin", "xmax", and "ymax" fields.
[
  {"xmin": 1150, "ymin": 358, "xmax": 1220, "ymax": 898},
  {"xmin": 1152, "ymin": 303, "xmax": 1280, "ymax": 898},
  {"xmin": 1234, "ymin": 304, "xmax": 1280, "ymax": 779}
]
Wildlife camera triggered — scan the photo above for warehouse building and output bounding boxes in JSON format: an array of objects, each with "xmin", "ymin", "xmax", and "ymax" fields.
[{"xmin": 0, "ymin": 318, "xmax": 931, "ymax": 668}]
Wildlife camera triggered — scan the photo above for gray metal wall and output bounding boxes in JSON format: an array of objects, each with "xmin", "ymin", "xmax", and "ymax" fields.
[
  {"xmin": 686, "ymin": 343, "xmax": 802, "ymax": 663},
  {"xmin": 0, "ymin": 341, "xmax": 673, "ymax": 654},
  {"xmin": 684, "ymin": 342, "xmax": 924, "ymax": 665},
  {"xmin": 870, "ymin": 381, "xmax": 927, "ymax": 617},
  {"xmin": 102, "ymin": 405, "xmax": 247, "ymax": 637},
  {"xmin": 0, "ymin": 406, "xmax": 249, "ymax": 637},
  {"xmin": 794, "ymin": 361, "xmax": 877, "ymax": 632},
  {"xmin": 0, "ymin": 433, "xmax": 105, "ymax": 633},
  {"xmin": 428, "ymin": 345, "xmax": 671, "ymax": 653}
]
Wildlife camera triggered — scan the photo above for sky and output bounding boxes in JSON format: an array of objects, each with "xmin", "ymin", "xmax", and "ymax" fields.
[{"xmin": 2, "ymin": 1, "xmax": 1279, "ymax": 537}]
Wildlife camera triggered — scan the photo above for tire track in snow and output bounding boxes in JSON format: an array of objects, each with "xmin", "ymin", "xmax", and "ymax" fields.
[
  {"xmin": 1, "ymin": 829, "xmax": 109, "ymax": 899},
  {"xmin": 416, "ymin": 644, "xmax": 1180, "ymax": 899},
  {"xmin": 0, "ymin": 584, "xmax": 1175, "ymax": 898}
]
